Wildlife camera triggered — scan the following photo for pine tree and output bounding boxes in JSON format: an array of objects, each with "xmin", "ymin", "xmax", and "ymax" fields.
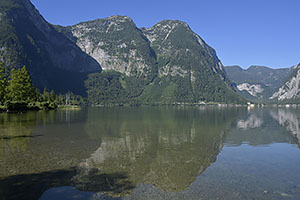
[
  {"xmin": 43, "ymin": 87, "xmax": 49, "ymax": 101},
  {"xmin": 35, "ymin": 88, "xmax": 42, "ymax": 101},
  {"xmin": 50, "ymin": 90, "xmax": 55, "ymax": 102},
  {"xmin": 0, "ymin": 63, "xmax": 7, "ymax": 104},
  {"xmin": 6, "ymin": 66, "xmax": 36, "ymax": 103}
]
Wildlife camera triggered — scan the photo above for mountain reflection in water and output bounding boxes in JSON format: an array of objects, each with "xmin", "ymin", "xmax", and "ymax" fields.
[
  {"xmin": 270, "ymin": 108, "xmax": 300, "ymax": 146},
  {"xmin": 80, "ymin": 107, "xmax": 240, "ymax": 193},
  {"xmin": 226, "ymin": 109, "xmax": 299, "ymax": 146},
  {"xmin": 0, "ymin": 107, "xmax": 300, "ymax": 199}
]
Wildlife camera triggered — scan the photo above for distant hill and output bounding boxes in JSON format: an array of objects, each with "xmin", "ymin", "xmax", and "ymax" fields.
[{"xmin": 225, "ymin": 65, "xmax": 292, "ymax": 102}]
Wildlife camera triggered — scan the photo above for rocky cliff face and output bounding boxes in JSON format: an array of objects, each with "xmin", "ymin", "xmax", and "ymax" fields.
[
  {"xmin": 0, "ymin": 0, "xmax": 101, "ymax": 94},
  {"xmin": 270, "ymin": 64, "xmax": 300, "ymax": 101},
  {"xmin": 237, "ymin": 83, "xmax": 264, "ymax": 98},
  {"xmin": 68, "ymin": 16, "xmax": 244, "ymax": 103},
  {"xmin": 142, "ymin": 20, "xmax": 226, "ymax": 79},
  {"xmin": 68, "ymin": 15, "xmax": 156, "ymax": 82}
]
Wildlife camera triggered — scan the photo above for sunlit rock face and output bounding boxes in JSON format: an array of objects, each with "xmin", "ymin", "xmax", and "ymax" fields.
[
  {"xmin": 70, "ymin": 16, "xmax": 227, "ymax": 81},
  {"xmin": 270, "ymin": 64, "xmax": 300, "ymax": 101},
  {"xmin": 69, "ymin": 16, "xmax": 157, "ymax": 81},
  {"xmin": 237, "ymin": 83, "xmax": 264, "ymax": 97}
]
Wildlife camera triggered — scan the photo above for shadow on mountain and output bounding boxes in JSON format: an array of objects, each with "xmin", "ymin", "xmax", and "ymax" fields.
[
  {"xmin": 0, "ymin": 0, "xmax": 102, "ymax": 95},
  {"xmin": 0, "ymin": 168, "xmax": 133, "ymax": 200}
]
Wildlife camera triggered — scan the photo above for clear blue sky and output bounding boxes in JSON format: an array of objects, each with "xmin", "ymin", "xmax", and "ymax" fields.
[{"xmin": 31, "ymin": 0, "xmax": 300, "ymax": 69}]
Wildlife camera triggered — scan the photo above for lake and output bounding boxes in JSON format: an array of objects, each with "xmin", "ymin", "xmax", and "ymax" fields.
[{"xmin": 0, "ymin": 107, "xmax": 300, "ymax": 200}]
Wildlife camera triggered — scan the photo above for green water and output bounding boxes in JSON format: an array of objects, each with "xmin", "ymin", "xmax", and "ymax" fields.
[{"xmin": 0, "ymin": 107, "xmax": 300, "ymax": 199}]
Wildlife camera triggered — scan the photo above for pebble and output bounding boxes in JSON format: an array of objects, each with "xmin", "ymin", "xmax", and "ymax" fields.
[{"xmin": 280, "ymin": 192, "xmax": 292, "ymax": 197}]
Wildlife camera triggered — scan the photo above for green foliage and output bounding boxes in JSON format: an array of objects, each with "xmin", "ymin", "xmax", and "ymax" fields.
[
  {"xmin": 85, "ymin": 71, "xmax": 127, "ymax": 105},
  {"xmin": 6, "ymin": 66, "xmax": 36, "ymax": 103},
  {"xmin": 5, "ymin": 101, "xmax": 30, "ymax": 111},
  {"xmin": 0, "ymin": 65, "xmax": 62, "ymax": 111},
  {"xmin": 0, "ymin": 10, "xmax": 23, "ymax": 69},
  {"xmin": 0, "ymin": 0, "xmax": 19, "ymax": 12},
  {"xmin": 85, "ymin": 70, "xmax": 152, "ymax": 105},
  {"xmin": 50, "ymin": 90, "xmax": 56, "ymax": 102},
  {"xmin": 42, "ymin": 88, "xmax": 49, "ymax": 101},
  {"xmin": 0, "ymin": 62, "xmax": 7, "ymax": 104},
  {"xmin": 56, "ymin": 92, "xmax": 86, "ymax": 106}
]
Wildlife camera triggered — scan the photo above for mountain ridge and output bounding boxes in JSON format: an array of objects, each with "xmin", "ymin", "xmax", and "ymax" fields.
[
  {"xmin": 0, "ymin": 0, "xmax": 245, "ymax": 104},
  {"xmin": 225, "ymin": 65, "xmax": 292, "ymax": 102},
  {"xmin": 61, "ymin": 15, "xmax": 245, "ymax": 104}
]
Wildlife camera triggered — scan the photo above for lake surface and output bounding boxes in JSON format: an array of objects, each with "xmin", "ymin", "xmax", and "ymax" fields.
[{"xmin": 1, "ymin": 107, "xmax": 300, "ymax": 199}]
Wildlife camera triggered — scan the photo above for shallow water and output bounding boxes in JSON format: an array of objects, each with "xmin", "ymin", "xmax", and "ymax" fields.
[{"xmin": 0, "ymin": 107, "xmax": 300, "ymax": 199}]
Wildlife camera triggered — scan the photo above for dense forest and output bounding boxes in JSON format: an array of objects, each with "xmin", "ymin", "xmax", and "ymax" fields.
[{"xmin": 84, "ymin": 70, "xmax": 246, "ymax": 106}]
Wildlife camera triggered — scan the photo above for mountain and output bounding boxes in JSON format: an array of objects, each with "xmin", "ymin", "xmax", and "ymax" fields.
[
  {"xmin": 66, "ymin": 17, "xmax": 245, "ymax": 104},
  {"xmin": 58, "ymin": 15, "xmax": 158, "ymax": 103},
  {"xmin": 140, "ymin": 20, "xmax": 241, "ymax": 103},
  {"xmin": 0, "ymin": 0, "xmax": 245, "ymax": 104},
  {"xmin": 225, "ymin": 65, "xmax": 292, "ymax": 101},
  {"xmin": 0, "ymin": 0, "xmax": 101, "ymax": 95},
  {"xmin": 270, "ymin": 64, "xmax": 300, "ymax": 102}
]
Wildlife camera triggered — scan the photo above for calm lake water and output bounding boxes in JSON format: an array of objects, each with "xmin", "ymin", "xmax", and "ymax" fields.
[{"xmin": 1, "ymin": 107, "xmax": 300, "ymax": 200}]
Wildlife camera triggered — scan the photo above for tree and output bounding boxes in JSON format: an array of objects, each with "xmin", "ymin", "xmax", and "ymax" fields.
[
  {"xmin": 6, "ymin": 66, "xmax": 36, "ymax": 103},
  {"xmin": 0, "ymin": 62, "xmax": 7, "ymax": 104},
  {"xmin": 35, "ymin": 88, "xmax": 42, "ymax": 101},
  {"xmin": 50, "ymin": 90, "xmax": 55, "ymax": 102},
  {"xmin": 43, "ymin": 87, "xmax": 49, "ymax": 101}
]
